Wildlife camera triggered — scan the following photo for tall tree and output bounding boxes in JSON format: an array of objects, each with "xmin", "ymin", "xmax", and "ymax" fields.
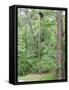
[
  {"xmin": 56, "ymin": 11, "xmax": 62, "ymax": 79},
  {"xmin": 37, "ymin": 11, "xmax": 42, "ymax": 74},
  {"xmin": 61, "ymin": 13, "xmax": 65, "ymax": 79}
]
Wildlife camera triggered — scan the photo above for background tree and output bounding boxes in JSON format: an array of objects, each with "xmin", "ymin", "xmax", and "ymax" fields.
[{"xmin": 56, "ymin": 11, "xmax": 65, "ymax": 79}]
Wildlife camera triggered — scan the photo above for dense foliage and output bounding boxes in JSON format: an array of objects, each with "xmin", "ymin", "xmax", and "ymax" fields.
[{"xmin": 17, "ymin": 8, "xmax": 65, "ymax": 80}]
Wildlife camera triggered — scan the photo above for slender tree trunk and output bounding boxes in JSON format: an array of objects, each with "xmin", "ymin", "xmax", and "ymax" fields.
[
  {"xmin": 24, "ymin": 9, "xmax": 28, "ymax": 59},
  {"xmin": 56, "ymin": 11, "xmax": 62, "ymax": 79},
  {"xmin": 61, "ymin": 15, "xmax": 65, "ymax": 79},
  {"xmin": 26, "ymin": 11, "xmax": 37, "ymax": 58},
  {"xmin": 37, "ymin": 12, "xmax": 41, "ymax": 74},
  {"xmin": 26, "ymin": 13, "xmax": 36, "ymax": 43},
  {"xmin": 37, "ymin": 11, "xmax": 44, "ymax": 74}
]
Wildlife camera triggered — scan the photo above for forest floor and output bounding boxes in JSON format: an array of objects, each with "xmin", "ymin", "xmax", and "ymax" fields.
[{"xmin": 18, "ymin": 72, "xmax": 57, "ymax": 82}]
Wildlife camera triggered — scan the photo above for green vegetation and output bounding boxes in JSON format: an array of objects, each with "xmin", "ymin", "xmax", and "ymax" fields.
[
  {"xmin": 17, "ymin": 8, "xmax": 65, "ymax": 81},
  {"xmin": 18, "ymin": 72, "xmax": 56, "ymax": 81}
]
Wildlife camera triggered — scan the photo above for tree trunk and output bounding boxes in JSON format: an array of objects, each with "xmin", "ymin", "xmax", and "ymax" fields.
[
  {"xmin": 61, "ymin": 14, "xmax": 65, "ymax": 79},
  {"xmin": 24, "ymin": 9, "xmax": 28, "ymax": 59},
  {"xmin": 37, "ymin": 12, "xmax": 41, "ymax": 74},
  {"xmin": 56, "ymin": 11, "xmax": 62, "ymax": 79}
]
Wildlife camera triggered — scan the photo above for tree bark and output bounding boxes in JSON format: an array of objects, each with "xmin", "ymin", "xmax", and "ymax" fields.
[{"xmin": 56, "ymin": 11, "xmax": 62, "ymax": 79}]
